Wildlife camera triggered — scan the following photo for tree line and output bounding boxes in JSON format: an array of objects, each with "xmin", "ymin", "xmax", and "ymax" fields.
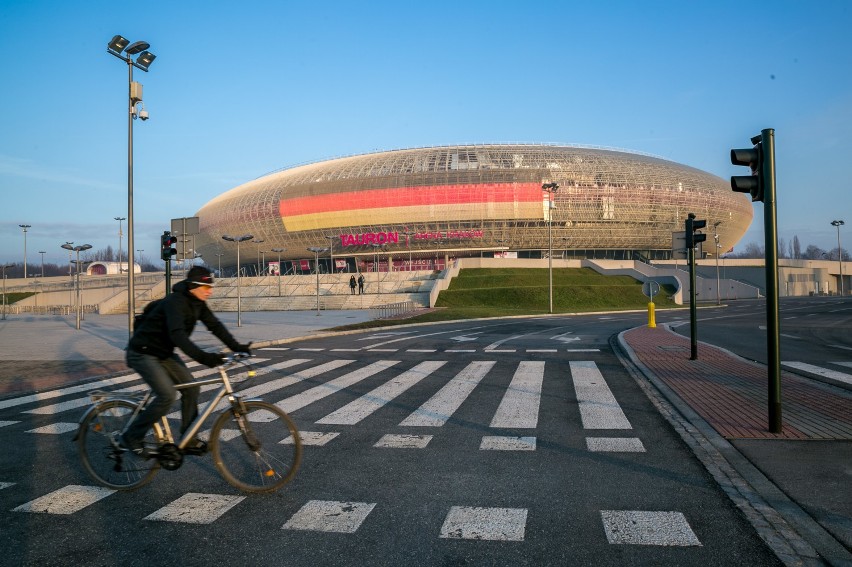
[{"xmin": 726, "ymin": 235, "xmax": 849, "ymax": 260}]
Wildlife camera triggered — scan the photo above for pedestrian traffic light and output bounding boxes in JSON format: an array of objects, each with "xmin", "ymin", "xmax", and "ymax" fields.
[
  {"xmin": 161, "ymin": 231, "xmax": 177, "ymax": 261},
  {"xmin": 685, "ymin": 213, "xmax": 707, "ymax": 249},
  {"xmin": 731, "ymin": 134, "xmax": 764, "ymax": 202}
]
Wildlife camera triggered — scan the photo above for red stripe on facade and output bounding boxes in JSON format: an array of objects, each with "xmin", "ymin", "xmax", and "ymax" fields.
[{"xmin": 280, "ymin": 183, "xmax": 541, "ymax": 216}]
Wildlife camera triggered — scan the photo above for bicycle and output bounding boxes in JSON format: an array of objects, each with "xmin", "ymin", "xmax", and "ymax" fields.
[{"xmin": 74, "ymin": 353, "xmax": 302, "ymax": 493}]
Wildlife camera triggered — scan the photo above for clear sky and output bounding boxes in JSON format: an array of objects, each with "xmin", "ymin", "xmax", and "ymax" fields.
[{"xmin": 1, "ymin": 0, "xmax": 850, "ymax": 266}]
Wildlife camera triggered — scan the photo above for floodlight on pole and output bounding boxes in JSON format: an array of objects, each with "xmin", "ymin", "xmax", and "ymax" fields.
[
  {"xmin": 713, "ymin": 222, "xmax": 722, "ymax": 305},
  {"xmin": 832, "ymin": 220, "xmax": 845, "ymax": 296},
  {"xmin": 271, "ymin": 248, "xmax": 286, "ymax": 296},
  {"xmin": 61, "ymin": 243, "xmax": 92, "ymax": 330},
  {"xmin": 39, "ymin": 251, "xmax": 46, "ymax": 278},
  {"xmin": 19, "ymin": 224, "xmax": 31, "ymax": 279},
  {"xmin": 114, "ymin": 216, "xmax": 126, "ymax": 271},
  {"xmin": 307, "ymin": 247, "xmax": 328, "ymax": 315},
  {"xmin": 107, "ymin": 34, "xmax": 157, "ymax": 338},
  {"xmin": 222, "ymin": 234, "xmax": 253, "ymax": 326},
  {"xmin": 542, "ymin": 182, "xmax": 559, "ymax": 314}
]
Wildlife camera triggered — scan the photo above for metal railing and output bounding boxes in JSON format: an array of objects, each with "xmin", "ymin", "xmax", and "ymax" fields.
[{"xmin": 371, "ymin": 301, "xmax": 417, "ymax": 319}]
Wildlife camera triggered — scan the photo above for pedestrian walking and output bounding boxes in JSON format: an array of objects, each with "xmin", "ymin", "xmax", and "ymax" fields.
[
  {"xmin": 349, "ymin": 275, "xmax": 357, "ymax": 295},
  {"xmin": 357, "ymin": 273, "xmax": 365, "ymax": 294}
]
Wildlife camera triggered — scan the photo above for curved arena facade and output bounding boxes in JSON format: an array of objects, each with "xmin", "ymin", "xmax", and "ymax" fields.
[{"xmin": 194, "ymin": 144, "xmax": 753, "ymax": 272}]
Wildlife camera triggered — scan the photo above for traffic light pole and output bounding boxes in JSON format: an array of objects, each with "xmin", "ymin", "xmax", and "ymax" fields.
[
  {"xmin": 165, "ymin": 259, "xmax": 172, "ymax": 295},
  {"xmin": 688, "ymin": 242, "xmax": 698, "ymax": 360},
  {"xmin": 761, "ymin": 128, "xmax": 782, "ymax": 433}
]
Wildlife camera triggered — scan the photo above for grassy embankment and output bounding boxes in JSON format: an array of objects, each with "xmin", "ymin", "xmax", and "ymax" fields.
[{"xmin": 335, "ymin": 267, "xmax": 677, "ymax": 330}]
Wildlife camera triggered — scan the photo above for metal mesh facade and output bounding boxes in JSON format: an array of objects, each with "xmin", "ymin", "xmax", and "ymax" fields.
[{"xmin": 194, "ymin": 144, "xmax": 753, "ymax": 269}]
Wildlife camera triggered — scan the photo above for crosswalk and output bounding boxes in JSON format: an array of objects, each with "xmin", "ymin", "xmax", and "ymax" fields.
[{"xmin": 3, "ymin": 351, "xmax": 849, "ymax": 547}]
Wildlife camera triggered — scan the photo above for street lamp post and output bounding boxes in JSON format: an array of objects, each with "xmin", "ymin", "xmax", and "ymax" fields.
[
  {"xmin": 324, "ymin": 235, "xmax": 336, "ymax": 274},
  {"xmin": 403, "ymin": 231, "xmax": 415, "ymax": 271},
  {"xmin": 371, "ymin": 244, "xmax": 384, "ymax": 294},
  {"xmin": 19, "ymin": 224, "xmax": 31, "ymax": 279},
  {"xmin": 253, "ymin": 239, "xmax": 265, "ymax": 276},
  {"xmin": 542, "ymin": 183, "xmax": 559, "ymax": 314},
  {"xmin": 222, "ymin": 235, "xmax": 253, "ymax": 327},
  {"xmin": 1, "ymin": 264, "xmax": 14, "ymax": 320},
  {"xmin": 61, "ymin": 243, "xmax": 92, "ymax": 330},
  {"xmin": 107, "ymin": 34, "xmax": 157, "ymax": 338},
  {"xmin": 39, "ymin": 251, "xmax": 46, "ymax": 278},
  {"xmin": 307, "ymin": 247, "xmax": 328, "ymax": 315},
  {"xmin": 832, "ymin": 220, "xmax": 845, "ymax": 296},
  {"xmin": 271, "ymin": 248, "xmax": 286, "ymax": 296},
  {"xmin": 115, "ymin": 216, "xmax": 126, "ymax": 271}
]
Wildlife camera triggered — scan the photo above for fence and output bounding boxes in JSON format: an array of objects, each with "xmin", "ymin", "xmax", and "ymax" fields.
[{"xmin": 371, "ymin": 301, "xmax": 418, "ymax": 319}]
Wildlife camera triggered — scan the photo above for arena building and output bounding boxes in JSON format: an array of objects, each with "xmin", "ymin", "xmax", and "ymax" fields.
[{"xmin": 193, "ymin": 144, "xmax": 753, "ymax": 274}]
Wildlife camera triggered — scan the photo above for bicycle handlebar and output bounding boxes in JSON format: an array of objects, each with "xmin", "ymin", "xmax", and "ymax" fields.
[{"xmin": 221, "ymin": 352, "xmax": 253, "ymax": 367}]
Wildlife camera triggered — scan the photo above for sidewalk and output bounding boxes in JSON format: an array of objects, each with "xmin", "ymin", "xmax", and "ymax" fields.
[{"xmin": 619, "ymin": 325, "xmax": 852, "ymax": 567}]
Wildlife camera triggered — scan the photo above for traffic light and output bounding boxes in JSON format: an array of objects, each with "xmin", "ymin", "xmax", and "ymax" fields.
[
  {"xmin": 161, "ymin": 231, "xmax": 177, "ymax": 261},
  {"xmin": 685, "ymin": 213, "xmax": 707, "ymax": 249},
  {"xmin": 731, "ymin": 134, "xmax": 764, "ymax": 202}
]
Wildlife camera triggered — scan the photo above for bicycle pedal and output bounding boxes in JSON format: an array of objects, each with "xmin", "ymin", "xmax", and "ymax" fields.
[{"xmin": 183, "ymin": 441, "xmax": 209, "ymax": 456}]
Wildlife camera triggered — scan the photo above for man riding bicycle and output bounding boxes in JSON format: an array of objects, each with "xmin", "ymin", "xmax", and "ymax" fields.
[{"xmin": 121, "ymin": 266, "xmax": 251, "ymax": 455}]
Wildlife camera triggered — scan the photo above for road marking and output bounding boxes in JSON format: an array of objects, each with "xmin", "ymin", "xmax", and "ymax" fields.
[
  {"xmin": 485, "ymin": 349, "xmax": 516, "ymax": 353},
  {"xmin": 600, "ymin": 510, "xmax": 701, "ymax": 546},
  {"xmin": 834, "ymin": 361, "xmax": 852, "ymax": 368},
  {"xmin": 26, "ymin": 422, "xmax": 78, "ymax": 434},
  {"xmin": 0, "ymin": 372, "xmax": 143, "ymax": 411},
  {"xmin": 283, "ymin": 500, "xmax": 375, "ymax": 533},
  {"xmin": 331, "ymin": 348, "xmax": 361, "ymax": 352},
  {"xmin": 145, "ymin": 493, "xmax": 244, "ymax": 524},
  {"xmin": 283, "ymin": 431, "xmax": 339, "ymax": 446},
  {"xmin": 781, "ymin": 361, "xmax": 852, "ymax": 385},
  {"xmin": 565, "ymin": 349, "xmax": 600, "ymax": 352},
  {"xmin": 586, "ymin": 437, "xmax": 646, "ymax": 452},
  {"xmin": 484, "ymin": 335, "xmax": 524, "ymax": 351},
  {"xmin": 374, "ymin": 434, "xmax": 433, "ymax": 448},
  {"xmin": 317, "ymin": 361, "xmax": 447, "ymax": 425},
  {"xmin": 527, "ymin": 349, "xmax": 557, "ymax": 353},
  {"xmin": 570, "ymin": 361, "xmax": 632, "ymax": 429},
  {"xmin": 407, "ymin": 349, "xmax": 437, "ymax": 353},
  {"xmin": 830, "ymin": 345, "xmax": 852, "ymax": 351},
  {"xmin": 275, "ymin": 360, "xmax": 400, "ymax": 414},
  {"xmin": 0, "ymin": 421, "xmax": 20, "ymax": 428},
  {"xmin": 260, "ymin": 347, "xmax": 291, "ymax": 351},
  {"xmin": 366, "ymin": 348, "xmax": 398, "ymax": 352},
  {"xmin": 296, "ymin": 348, "xmax": 325, "ymax": 352},
  {"xmin": 0, "ymin": 482, "xmax": 14, "ymax": 490},
  {"xmin": 446, "ymin": 349, "xmax": 476, "ymax": 353},
  {"xmin": 13, "ymin": 485, "xmax": 114, "ymax": 514},
  {"xmin": 440, "ymin": 506, "xmax": 527, "ymax": 541},
  {"xmin": 480, "ymin": 436, "xmax": 536, "ymax": 451},
  {"xmin": 400, "ymin": 361, "xmax": 495, "ymax": 427},
  {"xmin": 490, "ymin": 361, "xmax": 544, "ymax": 429}
]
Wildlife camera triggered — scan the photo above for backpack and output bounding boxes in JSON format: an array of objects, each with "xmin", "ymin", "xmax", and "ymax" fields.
[{"xmin": 133, "ymin": 298, "xmax": 165, "ymax": 331}]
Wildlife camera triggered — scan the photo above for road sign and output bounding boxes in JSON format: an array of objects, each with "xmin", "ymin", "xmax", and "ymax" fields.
[{"xmin": 642, "ymin": 281, "xmax": 660, "ymax": 300}]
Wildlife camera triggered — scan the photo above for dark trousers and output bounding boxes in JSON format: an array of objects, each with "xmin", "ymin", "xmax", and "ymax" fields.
[{"xmin": 124, "ymin": 350, "xmax": 200, "ymax": 445}]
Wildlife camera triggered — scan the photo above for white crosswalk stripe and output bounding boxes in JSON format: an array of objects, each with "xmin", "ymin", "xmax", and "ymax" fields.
[
  {"xmin": 316, "ymin": 361, "xmax": 447, "ymax": 425},
  {"xmin": 400, "ymin": 361, "xmax": 494, "ymax": 427},
  {"xmin": 490, "ymin": 361, "xmax": 544, "ymax": 429},
  {"xmin": 570, "ymin": 360, "xmax": 632, "ymax": 429},
  {"xmin": 145, "ymin": 493, "xmax": 245, "ymax": 524},
  {"xmin": 12, "ymin": 485, "xmax": 114, "ymax": 514}
]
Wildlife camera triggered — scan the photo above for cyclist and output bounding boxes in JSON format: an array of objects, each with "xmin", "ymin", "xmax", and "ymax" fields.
[{"xmin": 121, "ymin": 266, "xmax": 251, "ymax": 455}]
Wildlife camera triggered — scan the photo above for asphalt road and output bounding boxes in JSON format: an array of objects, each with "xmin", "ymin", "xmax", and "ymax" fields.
[{"xmin": 0, "ymin": 314, "xmax": 782, "ymax": 566}]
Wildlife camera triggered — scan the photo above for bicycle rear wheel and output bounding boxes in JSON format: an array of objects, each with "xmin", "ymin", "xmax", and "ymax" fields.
[
  {"xmin": 77, "ymin": 399, "xmax": 160, "ymax": 490},
  {"xmin": 210, "ymin": 400, "xmax": 302, "ymax": 493}
]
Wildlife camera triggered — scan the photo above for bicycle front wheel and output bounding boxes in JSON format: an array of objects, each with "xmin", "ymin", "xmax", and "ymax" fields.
[
  {"xmin": 210, "ymin": 400, "xmax": 302, "ymax": 493},
  {"xmin": 77, "ymin": 399, "xmax": 160, "ymax": 490}
]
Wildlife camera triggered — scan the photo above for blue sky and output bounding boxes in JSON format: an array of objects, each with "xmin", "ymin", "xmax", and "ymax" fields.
[{"xmin": 1, "ymin": 0, "xmax": 850, "ymax": 266}]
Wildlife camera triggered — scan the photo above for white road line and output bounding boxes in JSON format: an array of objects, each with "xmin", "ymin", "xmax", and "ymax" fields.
[
  {"xmin": 283, "ymin": 500, "xmax": 376, "ymax": 533},
  {"xmin": 446, "ymin": 349, "xmax": 476, "ymax": 353},
  {"xmin": 570, "ymin": 361, "xmax": 632, "ymax": 429},
  {"xmin": 317, "ymin": 361, "xmax": 446, "ymax": 425},
  {"xmin": 407, "ymin": 349, "xmax": 437, "ymax": 353},
  {"xmin": 13, "ymin": 485, "xmax": 115, "ymax": 514},
  {"xmin": 565, "ymin": 349, "xmax": 600, "ymax": 352},
  {"xmin": 586, "ymin": 437, "xmax": 646, "ymax": 452},
  {"xmin": 600, "ymin": 510, "xmax": 701, "ymax": 546},
  {"xmin": 484, "ymin": 335, "xmax": 524, "ymax": 351},
  {"xmin": 331, "ymin": 348, "xmax": 361, "ymax": 352},
  {"xmin": 480, "ymin": 436, "xmax": 536, "ymax": 451},
  {"xmin": 374, "ymin": 434, "xmax": 433, "ymax": 448},
  {"xmin": 26, "ymin": 423, "xmax": 78, "ymax": 434},
  {"xmin": 0, "ymin": 373, "xmax": 142, "ymax": 411},
  {"xmin": 489, "ymin": 361, "xmax": 544, "ymax": 429},
  {"xmin": 781, "ymin": 361, "xmax": 852, "ymax": 385},
  {"xmin": 440, "ymin": 506, "xmax": 527, "ymax": 541},
  {"xmin": 275, "ymin": 360, "xmax": 400, "ymax": 414},
  {"xmin": 834, "ymin": 361, "xmax": 852, "ymax": 368},
  {"xmin": 830, "ymin": 345, "xmax": 852, "ymax": 351},
  {"xmin": 527, "ymin": 349, "xmax": 557, "ymax": 353},
  {"xmin": 400, "ymin": 361, "xmax": 495, "ymax": 427},
  {"xmin": 145, "ymin": 493, "xmax": 245, "ymax": 524},
  {"xmin": 24, "ymin": 363, "xmax": 240, "ymax": 416}
]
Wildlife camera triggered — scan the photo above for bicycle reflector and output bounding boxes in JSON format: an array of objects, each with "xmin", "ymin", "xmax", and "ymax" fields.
[{"xmin": 248, "ymin": 370, "xmax": 256, "ymax": 378}]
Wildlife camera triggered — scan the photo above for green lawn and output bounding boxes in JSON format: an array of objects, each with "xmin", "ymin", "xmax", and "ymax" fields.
[{"xmin": 334, "ymin": 267, "xmax": 676, "ymax": 330}]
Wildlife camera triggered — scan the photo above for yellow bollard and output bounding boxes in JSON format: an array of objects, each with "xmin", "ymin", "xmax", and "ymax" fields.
[{"xmin": 647, "ymin": 301, "xmax": 656, "ymax": 328}]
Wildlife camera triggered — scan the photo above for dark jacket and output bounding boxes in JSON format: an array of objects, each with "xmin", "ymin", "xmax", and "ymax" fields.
[{"xmin": 128, "ymin": 280, "xmax": 241, "ymax": 364}]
